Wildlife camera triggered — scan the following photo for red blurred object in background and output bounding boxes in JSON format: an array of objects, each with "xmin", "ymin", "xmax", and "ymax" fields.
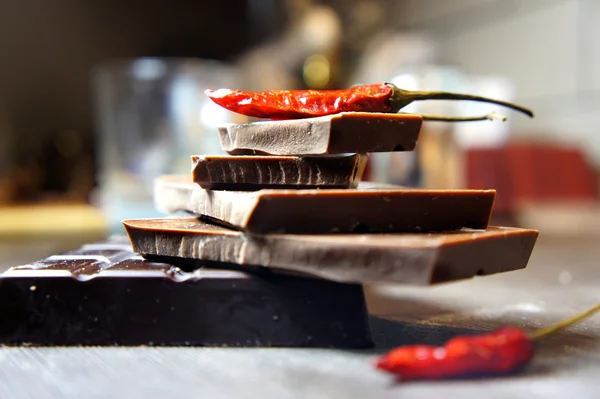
[{"xmin": 466, "ymin": 143, "xmax": 598, "ymax": 217}]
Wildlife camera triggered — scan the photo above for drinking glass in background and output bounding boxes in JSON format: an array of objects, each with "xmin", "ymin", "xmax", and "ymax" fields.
[{"xmin": 91, "ymin": 58, "xmax": 238, "ymax": 233}]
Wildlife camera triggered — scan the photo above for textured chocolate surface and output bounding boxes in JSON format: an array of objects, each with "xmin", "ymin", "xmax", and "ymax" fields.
[
  {"xmin": 0, "ymin": 237, "xmax": 372, "ymax": 347},
  {"xmin": 154, "ymin": 175, "xmax": 496, "ymax": 234},
  {"xmin": 124, "ymin": 217, "xmax": 538, "ymax": 285},
  {"xmin": 191, "ymin": 154, "xmax": 367, "ymax": 190},
  {"xmin": 218, "ymin": 112, "xmax": 422, "ymax": 155}
]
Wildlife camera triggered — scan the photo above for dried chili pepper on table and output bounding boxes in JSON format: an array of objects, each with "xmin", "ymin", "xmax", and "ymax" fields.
[
  {"xmin": 375, "ymin": 302, "xmax": 600, "ymax": 382},
  {"xmin": 205, "ymin": 83, "xmax": 534, "ymax": 122}
]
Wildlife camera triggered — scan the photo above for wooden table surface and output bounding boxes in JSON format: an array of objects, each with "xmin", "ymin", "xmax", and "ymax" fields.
[{"xmin": 0, "ymin": 234, "xmax": 599, "ymax": 398}]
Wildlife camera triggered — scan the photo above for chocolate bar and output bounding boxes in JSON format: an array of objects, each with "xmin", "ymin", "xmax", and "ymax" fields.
[
  {"xmin": 123, "ymin": 218, "xmax": 538, "ymax": 284},
  {"xmin": 154, "ymin": 175, "xmax": 496, "ymax": 234},
  {"xmin": 218, "ymin": 112, "xmax": 422, "ymax": 155},
  {"xmin": 191, "ymin": 154, "xmax": 367, "ymax": 190},
  {"xmin": 0, "ymin": 237, "xmax": 372, "ymax": 347}
]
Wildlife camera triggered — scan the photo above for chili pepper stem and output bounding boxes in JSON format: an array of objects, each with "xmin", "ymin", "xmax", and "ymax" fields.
[
  {"xmin": 386, "ymin": 83, "xmax": 535, "ymax": 118},
  {"xmin": 417, "ymin": 112, "xmax": 507, "ymax": 122},
  {"xmin": 529, "ymin": 302, "xmax": 600, "ymax": 341}
]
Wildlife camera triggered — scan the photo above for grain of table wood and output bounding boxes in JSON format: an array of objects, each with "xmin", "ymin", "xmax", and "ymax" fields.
[{"xmin": 0, "ymin": 235, "xmax": 599, "ymax": 398}]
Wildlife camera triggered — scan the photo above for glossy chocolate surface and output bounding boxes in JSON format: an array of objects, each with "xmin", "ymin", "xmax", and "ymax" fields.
[
  {"xmin": 154, "ymin": 175, "xmax": 496, "ymax": 234},
  {"xmin": 0, "ymin": 237, "xmax": 372, "ymax": 347},
  {"xmin": 191, "ymin": 154, "xmax": 367, "ymax": 190},
  {"xmin": 218, "ymin": 112, "xmax": 422, "ymax": 155},
  {"xmin": 124, "ymin": 218, "xmax": 538, "ymax": 285}
]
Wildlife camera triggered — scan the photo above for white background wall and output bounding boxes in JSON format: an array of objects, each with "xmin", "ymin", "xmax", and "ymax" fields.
[{"xmin": 394, "ymin": 0, "xmax": 600, "ymax": 165}]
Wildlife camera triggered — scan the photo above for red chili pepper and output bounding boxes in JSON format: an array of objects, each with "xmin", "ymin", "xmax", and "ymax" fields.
[
  {"xmin": 375, "ymin": 302, "xmax": 600, "ymax": 382},
  {"xmin": 204, "ymin": 83, "xmax": 534, "ymax": 122},
  {"xmin": 205, "ymin": 84, "xmax": 393, "ymax": 120},
  {"xmin": 375, "ymin": 327, "xmax": 533, "ymax": 381}
]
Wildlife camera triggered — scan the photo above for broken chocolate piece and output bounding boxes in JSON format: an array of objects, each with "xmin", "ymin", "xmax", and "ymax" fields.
[
  {"xmin": 0, "ymin": 237, "xmax": 372, "ymax": 347},
  {"xmin": 218, "ymin": 112, "xmax": 422, "ymax": 155},
  {"xmin": 154, "ymin": 175, "xmax": 496, "ymax": 234},
  {"xmin": 191, "ymin": 154, "xmax": 367, "ymax": 190},
  {"xmin": 123, "ymin": 217, "xmax": 538, "ymax": 285}
]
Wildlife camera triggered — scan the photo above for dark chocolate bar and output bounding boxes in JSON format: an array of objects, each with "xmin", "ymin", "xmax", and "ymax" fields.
[
  {"xmin": 123, "ymin": 218, "xmax": 538, "ymax": 285},
  {"xmin": 218, "ymin": 112, "xmax": 422, "ymax": 155},
  {"xmin": 191, "ymin": 154, "xmax": 367, "ymax": 190},
  {"xmin": 154, "ymin": 175, "xmax": 496, "ymax": 234},
  {"xmin": 0, "ymin": 237, "xmax": 372, "ymax": 347}
]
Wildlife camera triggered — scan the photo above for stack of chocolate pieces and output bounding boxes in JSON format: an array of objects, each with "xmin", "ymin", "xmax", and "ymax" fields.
[
  {"xmin": 126, "ymin": 112, "xmax": 537, "ymax": 280},
  {"xmin": 0, "ymin": 112, "xmax": 538, "ymax": 348},
  {"xmin": 123, "ymin": 112, "xmax": 536, "ymax": 344}
]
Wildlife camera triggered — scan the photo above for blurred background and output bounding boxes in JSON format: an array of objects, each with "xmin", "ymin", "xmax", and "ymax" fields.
[{"xmin": 1, "ymin": 0, "xmax": 599, "ymax": 267}]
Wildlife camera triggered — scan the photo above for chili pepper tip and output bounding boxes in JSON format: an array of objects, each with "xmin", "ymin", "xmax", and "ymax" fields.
[{"xmin": 205, "ymin": 88, "xmax": 234, "ymax": 98}]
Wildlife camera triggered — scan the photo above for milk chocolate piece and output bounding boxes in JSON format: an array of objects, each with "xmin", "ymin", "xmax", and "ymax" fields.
[
  {"xmin": 124, "ymin": 218, "xmax": 537, "ymax": 284},
  {"xmin": 191, "ymin": 154, "xmax": 367, "ymax": 190},
  {"xmin": 154, "ymin": 175, "xmax": 496, "ymax": 234},
  {"xmin": 218, "ymin": 112, "xmax": 422, "ymax": 155},
  {"xmin": 0, "ymin": 238, "xmax": 371, "ymax": 347}
]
